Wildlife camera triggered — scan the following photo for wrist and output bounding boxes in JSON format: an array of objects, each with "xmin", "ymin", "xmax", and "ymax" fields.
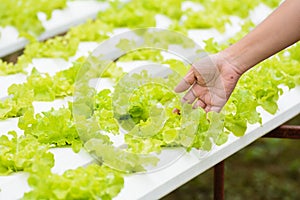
[{"xmin": 218, "ymin": 49, "xmax": 249, "ymax": 76}]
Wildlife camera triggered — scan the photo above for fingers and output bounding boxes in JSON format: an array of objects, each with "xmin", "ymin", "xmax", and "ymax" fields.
[
  {"xmin": 181, "ymin": 84, "xmax": 221, "ymax": 112},
  {"xmin": 193, "ymin": 98, "xmax": 206, "ymax": 109},
  {"xmin": 181, "ymin": 83, "xmax": 217, "ymax": 112},
  {"xmin": 174, "ymin": 69, "xmax": 195, "ymax": 93},
  {"xmin": 182, "ymin": 87, "xmax": 198, "ymax": 104},
  {"xmin": 207, "ymin": 105, "xmax": 222, "ymax": 113},
  {"xmin": 183, "ymin": 89, "xmax": 210, "ymax": 111}
]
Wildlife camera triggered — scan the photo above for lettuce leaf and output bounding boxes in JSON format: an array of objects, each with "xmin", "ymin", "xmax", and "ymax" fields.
[
  {"xmin": 18, "ymin": 107, "xmax": 82, "ymax": 153},
  {"xmin": 0, "ymin": 131, "xmax": 54, "ymax": 175},
  {"xmin": 23, "ymin": 164, "xmax": 124, "ymax": 200},
  {"xmin": 0, "ymin": 0, "xmax": 67, "ymax": 37}
]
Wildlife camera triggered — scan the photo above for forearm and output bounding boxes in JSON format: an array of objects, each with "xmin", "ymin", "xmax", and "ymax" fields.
[{"xmin": 222, "ymin": 0, "xmax": 300, "ymax": 74}]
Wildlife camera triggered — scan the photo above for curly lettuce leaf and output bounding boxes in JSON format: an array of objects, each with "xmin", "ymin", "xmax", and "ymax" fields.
[
  {"xmin": 0, "ymin": 83, "xmax": 34, "ymax": 120},
  {"xmin": 0, "ymin": 131, "xmax": 54, "ymax": 175},
  {"xmin": 85, "ymin": 138, "xmax": 159, "ymax": 173},
  {"xmin": 18, "ymin": 107, "xmax": 82, "ymax": 152},
  {"xmin": 0, "ymin": 0, "xmax": 67, "ymax": 37},
  {"xmin": 23, "ymin": 164, "xmax": 124, "ymax": 200},
  {"xmin": 0, "ymin": 60, "xmax": 24, "ymax": 75}
]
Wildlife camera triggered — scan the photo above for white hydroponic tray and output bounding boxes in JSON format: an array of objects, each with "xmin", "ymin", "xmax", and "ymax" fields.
[
  {"xmin": 1, "ymin": 3, "xmax": 294, "ymax": 200},
  {"xmin": 0, "ymin": 0, "xmax": 109, "ymax": 57}
]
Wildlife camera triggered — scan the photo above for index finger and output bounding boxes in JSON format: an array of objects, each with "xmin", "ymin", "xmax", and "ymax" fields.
[{"xmin": 174, "ymin": 69, "xmax": 195, "ymax": 93}]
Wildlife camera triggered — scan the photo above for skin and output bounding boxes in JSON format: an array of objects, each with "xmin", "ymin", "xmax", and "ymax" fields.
[{"xmin": 174, "ymin": 0, "xmax": 300, "ymax": 112}]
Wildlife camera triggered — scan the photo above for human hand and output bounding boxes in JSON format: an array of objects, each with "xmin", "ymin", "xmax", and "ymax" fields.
[{"xmin": 174, "ymin": 53, "xmax": 242, "ymax": 112}]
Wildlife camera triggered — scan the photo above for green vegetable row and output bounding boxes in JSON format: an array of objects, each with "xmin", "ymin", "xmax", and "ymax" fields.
[
  {"xmin": 0, "ymin": 0, "xmax": 67, "ymax": 37},
  {"xmin": 1, "ymin": 0, "xmax": 280, "ymax": 75}
]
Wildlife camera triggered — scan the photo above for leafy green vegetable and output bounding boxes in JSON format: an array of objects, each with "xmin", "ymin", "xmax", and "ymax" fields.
[
  {"xmin": 0, "ymin": 83, "xmax": 34, "ymax": 120},
  {"xmin": 0, "ymin": 131, "xmax": 54, "ymax": 175},
  {"xmin": 118, "ymin": 49, "xmax": 163, "ymax": 62},
  {"xmin": 183, "ymin": 0, "xmax": 280, "ymax": 32},
  {"xmin": 23, "ymin": 164, "xmax": 124, "ymax": 200},
  {"xmin": 0, "ymin": 59, "xmax": 82, "ymax": 120},
  {"xmin": 94, "ymin": 89, "xmax": 119, "ymax": 135},
  {"xmin": 141, "ymin": 0, "xmax": 183, "ymax": 20},
  {"xmin": 85, "ymin": 138, "xmax": 159, "ymax": 173},
  {"xmin": 0, "ymin": 0, "xmax": 67, "ymax": 37},
  {"xmin": 67, "ymin": 19, "xmax": 113, "ymax": 42},
  {"xmin": 23, "ymin": 36, "xmax": 79, "ymax": 61},
  {"xmin": 18, "ymin": 107, "xmax": 82, "ymax": 152},
  {"xmin": 0, "ymin": 60, "xmax": 24, "ymax": 75},
  {"xmin": 99, "ymin": 1, "xmax": 156, "ymax": 28},
  {"xmin": 0, "ymin": 18, "xmax": 112, "ymax": 76},
  {"xmin": 183, "ymin": 9, "xmax": 230, "ymax": 32},
  {"xmin": 163, "ymin": 59, "xmax": 190, "ymax": 76},
  {"xmin": 109, "ymin": 70, "xmax": 214, "ymax": 153}
]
